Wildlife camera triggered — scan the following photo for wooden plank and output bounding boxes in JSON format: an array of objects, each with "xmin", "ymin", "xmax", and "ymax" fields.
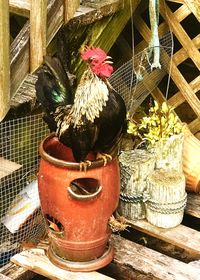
[
  {"xmin": 47, "ymin": 2, "xmax": 123, "ymax": 45},
  {"xmin": 188, "ymin": 118, "xmax": 200, "ymax": 134},
  {"xmin": 11, "ymin": 248, "xmax": 115, "ymax": 280},
  {"xmin": 0, "ymin": 273, "xmax": 12, "ymax": 280},
  {"xmin": 0, "ymin": 0, "xmax": 10, "ymax": 121},
  {"xmin": 10, "ymin": 0, "xmax": 123, "ymax": 101},
  {"xmin": 185, "ymin": 193, "xmax": 200, "ymax": 218},
  {"xmin": 168, "ymin": 75, "xmax": 200, "ymax": 108},
  {"xmin": 30, "ymin": 0, "xmax": 47, "ymax": 73},
  {"xmin": 172, "ymin": 2, "xmax": 191, "ymax": 22},
  {"xmin": 127, "ymin": 219, "xmax": 200, "ymax": 257},
  {"xmin": 173, "ymin": 34, "xmax": 200, "ymax": 66},
  {"xmin": 10, "ymin": 74, "xmax": 37, "ymax": 109},
  {"xmin": 184, "ymin": 0, "xmax": 200, "ymax": 22},
  {"xmin": 169, "ymin": 57, "xmax": 200, "ymax": 117},
  {"xmin": 64, "ymin": 0, "xmax": 80, "ymax": 22},
  {"xmin": 10, "ymin": 21, "xmax": 30, "ymax": 99},
  {"xmin": 189, "ymin": 260, "xmax": 200, "ymax": 269},
  {"xmin": 0, "ymin": 157, "xmax": 21, "ymax": 179},
  {"xmin": 9, "ymin": 0, "xmax": 30, "ymax": 17},
  {"xmin": 166, "ymin": 0, "xmax": 184, "ymax": 3},
  {"xmin": 0, "ymin": 262, "xmax": 36, "ymax": 280},
  {"xmin": 112, "ymin": 235, "xmax": 200, "ymax": 280}
]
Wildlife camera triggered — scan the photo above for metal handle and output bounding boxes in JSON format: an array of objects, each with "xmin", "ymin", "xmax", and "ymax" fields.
[{"xmin": 68, "ymin": 185, "xmax": 102, "ymax": 201}]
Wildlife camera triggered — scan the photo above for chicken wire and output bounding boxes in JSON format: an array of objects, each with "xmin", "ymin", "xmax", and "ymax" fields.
[
  {"xmin": 109, "ymin": 32, "xmax": 173, "ymax": 115},
  {"xmin": 0, "ymin": 31, "xmax": 173, "ymax": 267},
  {"xmin": 0, "ymin": 113, "xmax": 49, "ymax": 267}
]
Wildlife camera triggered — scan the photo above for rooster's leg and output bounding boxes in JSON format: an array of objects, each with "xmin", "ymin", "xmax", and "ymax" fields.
[
  {"xmin": 96, "ymin": 153, "xmax": 112, "ymax": 166},
  {"xmin": 79, "ymin": 160, "xmax": 92, "ymax": 172}
]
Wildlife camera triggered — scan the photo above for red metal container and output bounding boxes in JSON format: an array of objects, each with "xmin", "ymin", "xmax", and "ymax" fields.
[{"xmin": 38, "ymin": 134, "xmax": 120, "ymax": 271}]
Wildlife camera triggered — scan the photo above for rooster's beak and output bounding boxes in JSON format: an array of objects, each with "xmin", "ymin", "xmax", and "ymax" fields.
[
  {"xmin": 104, "ymin": 61, "xmax": 113, "ymax": 64},
  {"xmin": 105, "ymin": 56, "xmax": 113, "ymax": 64}
]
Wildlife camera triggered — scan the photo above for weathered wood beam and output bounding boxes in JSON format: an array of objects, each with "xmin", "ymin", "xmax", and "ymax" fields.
[
  {"xmin": 10, "ymin": 0, "xmax": 123, "ymax": 101},
  {"xmin": 10, "ymin": 0, "xmax": 62, "ymax": 98},
  {"xmin": 112, "ymin": 235, "xmax": 200, "ymax": 280},
  {"xmin": 185, "ymin": 193, "xmax": 200, "ymax": 218},
  {"xmin": 0, "ymin": 262, "xmax": 36, "ymax": 280},
  {"xmin": 10, "ymin": 21, "xmax": 30, "ymax": 99},
  {"xmin": 0, "ymin": 0, "xmax": 10, "ymax": 121},
  {"xmin": 10, "ymin": 74, "xmax": 37, "ymax": 110},
  {"xmin": 69, "ymin": 1, "xmax": 123, "ymax": 27},
  {"xmin": 0, "ymin": 273, "xmax": 12, "ymax": 280},
  {"xmin": 0, "ymin": 157, "xmax": 21, "ymax": 179},
  {"xmin": 127, "ymin": 219, "xmax": 200, "ymax": 257},
  {"xmin": 10, "ymin": 233, "xmax": 200, "ymax": 280},
  {"xmin": 166, "ymin": 0, "xmax": 184, "ymax": 3},
  {"xmin": 30, "ymin": 0, "xmax": 47, "ymax": 73},
  {"xmin": 11, "ymin": 248, "xmax": 115, "ymax": 280},
  {"xmin": 64, "ymin": 0, "xmax": 80, "ymax": 22},
  {"xmin": 9, "ymin": 0, "xmax": 30, "ymax": 17}
]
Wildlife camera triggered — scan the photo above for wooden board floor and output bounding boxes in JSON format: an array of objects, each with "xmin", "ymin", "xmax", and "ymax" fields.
[
  {"xmin": 0, "ymin": 157, "xmax": 21, "ymax": 179},
  {"xmin": 0, "ymin": 192, "xmax": 199, "ymax": 280}
]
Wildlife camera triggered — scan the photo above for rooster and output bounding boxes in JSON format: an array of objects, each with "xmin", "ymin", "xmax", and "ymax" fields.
[{"xmin": 36, "ymin": 47, "xmax": 126, "ymax": 170}]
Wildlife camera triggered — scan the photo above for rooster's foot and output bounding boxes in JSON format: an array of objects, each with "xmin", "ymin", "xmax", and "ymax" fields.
[
  {"xmin": 96, "ymin": 153, "xmax": 112, "ymax": 166},
  {"xmin": 79, "ymin": 160, "xmax": 92, "ymax": 172}
]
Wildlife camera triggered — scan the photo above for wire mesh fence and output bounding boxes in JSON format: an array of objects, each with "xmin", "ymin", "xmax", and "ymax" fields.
[
  {"xmin": 0, "ymin": 113, "xmax": 49, "ymax": 267},
  {"xmin": 109, "ymin": 32, "xmax": 173, "ymax": 115},
  {"xmin": 0, "ymin": 31, "xmax": 173, "ymax": 267}
]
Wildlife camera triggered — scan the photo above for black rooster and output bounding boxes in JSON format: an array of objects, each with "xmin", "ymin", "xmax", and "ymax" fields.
[{"xmin": 36, "ymin": 47, "xmax": 126, "ymax": 169}]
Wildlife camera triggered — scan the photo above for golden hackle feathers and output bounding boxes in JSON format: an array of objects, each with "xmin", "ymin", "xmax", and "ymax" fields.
[
  {"xmin": 71, "ymin": 70, "xmax": 109, "ymax": 126},
  {"xmin": 54, "ymin": 69, "xmax": 109, "ymax": 137}
]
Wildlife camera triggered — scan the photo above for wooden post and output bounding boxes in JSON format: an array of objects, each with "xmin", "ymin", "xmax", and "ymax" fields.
[
  {"xmin": 64, "ymin": 0, "xmax": 80, "ymax": 23},
  {"xmin": 30, "ymin": 0, "xmax": 47, "ymax": 73},
  {"xmin": 0, "ymin": 0, "xmax": 10, "ymax": 121}
]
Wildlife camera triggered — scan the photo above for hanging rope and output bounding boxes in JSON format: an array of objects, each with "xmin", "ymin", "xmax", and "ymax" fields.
[{"xmin": 149, "ymin": 0, "xmax": 161, "ymax": 69}]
